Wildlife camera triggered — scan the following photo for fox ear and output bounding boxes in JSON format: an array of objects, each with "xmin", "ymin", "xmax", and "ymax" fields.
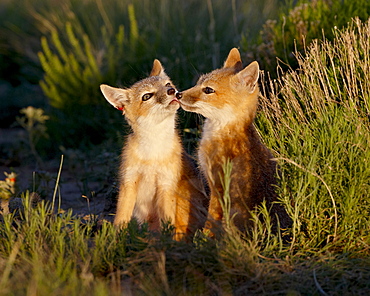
[
  {"xmin": 223, "ymin": 48, "xmax": 243, "ymax": 71},
  {"xmin": 100, "ymin": 84, "xmax": 130, "ymax": 114},
  {"xmin": 150, "ymin": 59, "xmax": 167, "ymax": 77},
  {"xmin": 234, "ymin": 61, "xmax": 259, "ymax": 93}
]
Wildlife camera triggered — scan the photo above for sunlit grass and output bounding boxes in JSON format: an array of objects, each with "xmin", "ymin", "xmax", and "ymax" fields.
[{"xmin": 257, "ymin": 17, "xmax": 370, "ymax": 254}]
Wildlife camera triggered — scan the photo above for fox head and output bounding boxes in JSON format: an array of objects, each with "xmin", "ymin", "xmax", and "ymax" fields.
[
  {"xmin": 100, "ymin": 60, "xmax": 180, "ymax": 127},
  {"xmin": 179, "ymin": 48, "xmax": 260, "ymax": 126}
]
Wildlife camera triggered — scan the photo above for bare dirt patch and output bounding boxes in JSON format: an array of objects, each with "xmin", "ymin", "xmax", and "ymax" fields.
[{"xmin": 0, "ymin": 128, "xmax": 116, "ymax": 221}]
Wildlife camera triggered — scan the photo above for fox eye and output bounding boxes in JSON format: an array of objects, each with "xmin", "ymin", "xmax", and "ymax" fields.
[
  {"xmin": 203, "ymin": 87, "xmax": 215, "ymax": 94},
  {"xmin": 165, "ymin": 82, "xmax": 172, "ymax": 87},
  {"xmin": 142, "ymin": 93, "xmax": 154, "ymax": 101}
]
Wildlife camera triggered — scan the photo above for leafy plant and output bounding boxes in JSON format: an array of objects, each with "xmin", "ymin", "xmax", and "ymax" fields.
[{"xmin": 15, "ymin": 106, "xmax": 49, "ymax": 165}]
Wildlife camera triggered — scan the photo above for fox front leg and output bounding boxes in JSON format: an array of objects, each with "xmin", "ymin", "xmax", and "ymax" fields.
[
  {"xmin": 156, "ymin": 186, "xmax": 177, "ymax": 235},
  {"xmin": 113, "ymin": 182, "xmax": 138, "ymax": 229}
]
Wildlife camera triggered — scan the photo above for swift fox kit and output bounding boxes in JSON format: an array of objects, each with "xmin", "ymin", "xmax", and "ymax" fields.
[
  {"xmin": 179, "ymin": 48, "xmax": 290, "ymax": 233},
  {"xmin": 100, "ymin": 60, "xmax": 206, "ymax": 239}
]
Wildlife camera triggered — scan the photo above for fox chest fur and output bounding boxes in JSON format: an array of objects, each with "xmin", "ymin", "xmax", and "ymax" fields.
[
  {"xmin": 120, "ymin": 121, "xmax": 183, "ymax": 221},
  {"xmin": 198, "ymin": 119, "xmax": 278, "ymax": 224}
]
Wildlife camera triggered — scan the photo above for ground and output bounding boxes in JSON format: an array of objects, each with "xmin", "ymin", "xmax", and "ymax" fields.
[{"xmin": 0, "ymin": 127, "xmax": 116, "ymax": 221}]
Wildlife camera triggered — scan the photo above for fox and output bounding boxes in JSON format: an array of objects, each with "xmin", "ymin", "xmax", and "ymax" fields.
[
  {"xmin": 178, "ymin": 48, "xmax": 291, "ymax": 235},
  {"xmin": 100, "ymin": 60, "xmax": 207, "ymax": 240}
]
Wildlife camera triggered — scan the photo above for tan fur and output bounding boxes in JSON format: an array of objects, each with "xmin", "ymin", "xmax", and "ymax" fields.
[
  {"xmin": 179, "ymin": 48, "xmax": 290, "ymax": 234},
  {"xmin": 100, "ymin": 60, "xmax": 207, "ymax": 240}
]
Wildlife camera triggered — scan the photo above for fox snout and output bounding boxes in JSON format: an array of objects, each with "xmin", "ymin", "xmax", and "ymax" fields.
[
  {"xmin": 175, "ymin": 92, "xmax": 182, "ymax": 99},
  {"xmin": 167, "ymin": 87, "xmax": 176, "ymax": 96}
]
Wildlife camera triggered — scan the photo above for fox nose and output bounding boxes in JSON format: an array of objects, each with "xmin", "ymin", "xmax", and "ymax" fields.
[
  {"xmin": 175, "ymin": 92, "xmax": 182, "ymax": 99},
  {"xmin": 167, "ymin": 88, "xmax": 176, "ymax": 96}
]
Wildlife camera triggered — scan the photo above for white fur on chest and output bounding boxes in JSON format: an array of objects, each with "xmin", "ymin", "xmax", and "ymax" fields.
[
  {"xmin": 122, "ymin": 114, "xmax": 181, "ymax": 222},
  {"xmin": 127, "ymin": 160, "xmax": 180, "ymax": 222},
  {"xmin": 201, "ymin": 104, "xmax": 236, "ymax": 131},
  {"xmin": 134, "ymin": 115, "xmax": 179, "ymax": 160},
  {"xmin": 198, "ymin": 115, "xmax": 234, "ymax": 183}
]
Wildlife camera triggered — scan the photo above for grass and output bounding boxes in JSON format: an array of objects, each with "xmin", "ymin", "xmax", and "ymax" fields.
[
  {"xmin": 256, "ymin": 17, "xmax": 370, "ymax": 255},
  {"xmin": 1, "ymin": 195, "xmax": 369, "ymax": 295},
  {"xmin": 1, "ymin": 8, "xmax": 370, "ymax": 296}
]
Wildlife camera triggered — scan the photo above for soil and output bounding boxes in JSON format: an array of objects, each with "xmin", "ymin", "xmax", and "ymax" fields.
[{"xmin": 0, "ymin": 128, "xmax": 117, "ymax": 221}]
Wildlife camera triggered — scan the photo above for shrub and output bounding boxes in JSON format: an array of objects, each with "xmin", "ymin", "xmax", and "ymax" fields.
[
  {"xmin": 38, "ymin": 21, "xmax": 130, "ymax": 147},
  {"xmin": 243, "ymin": 0, "xmax": 370, "ymax": 76}
]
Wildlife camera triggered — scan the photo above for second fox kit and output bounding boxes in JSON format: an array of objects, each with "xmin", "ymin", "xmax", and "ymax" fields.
[
  {"xmin": 100, "ymin": 60, "xmax": 206, "ymax": 239},
  {"xmin": 179, "ymin": 48, "xmax": 290, "ymax": 233}
]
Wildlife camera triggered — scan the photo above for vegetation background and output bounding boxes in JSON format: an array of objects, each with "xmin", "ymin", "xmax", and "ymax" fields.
[{"xmin": 0, "ymin": 0, "xmax": 369, "ymax": 295}]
